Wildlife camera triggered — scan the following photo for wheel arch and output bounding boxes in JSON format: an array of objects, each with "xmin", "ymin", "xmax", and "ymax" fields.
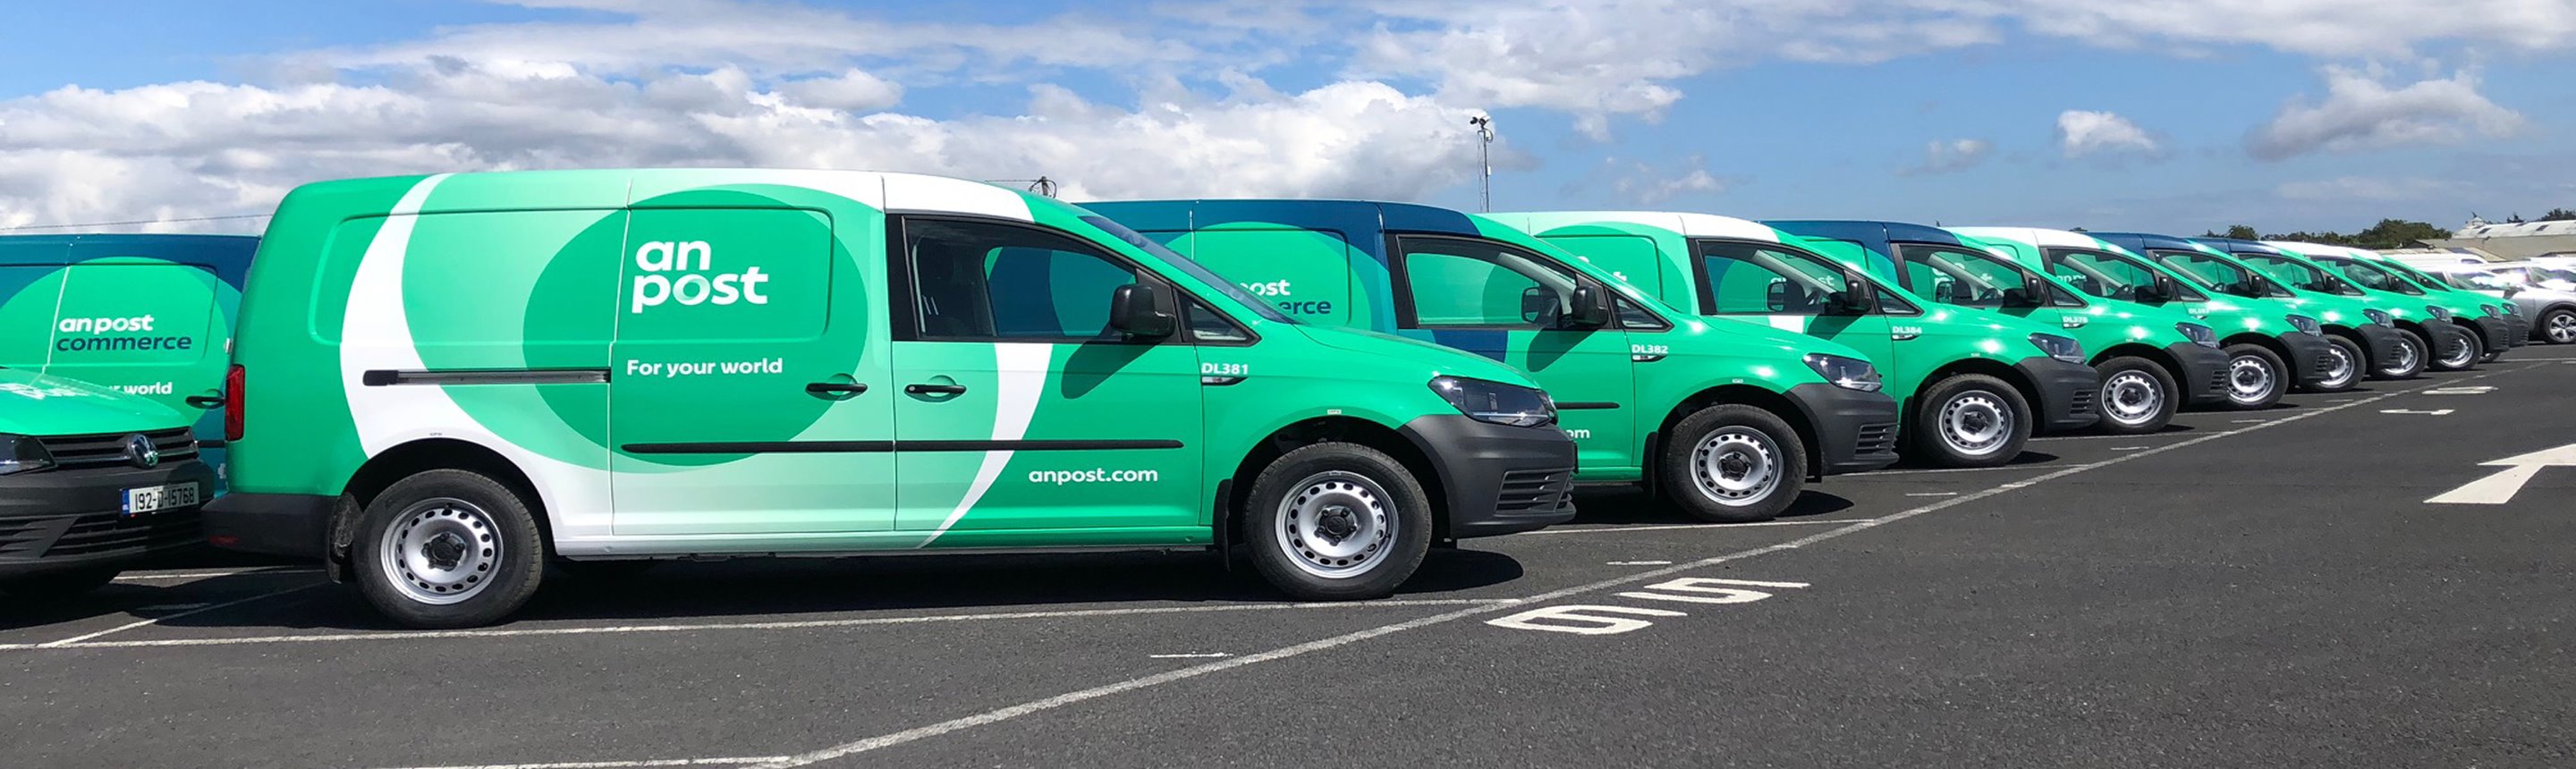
[
  {"xmin": 1651, "ymin": 384, "xmax": 1820, "ymax": 487},
  {"xmin": 1916, "ymin": 357, "xmax": 2039, "ymax": 418},
  {"xmin": 2093, "ymin": 342, "xmax": 2183, "ymax": 381},
  {"xmin": 1227, "ymin": 416, "xmax": 1451, "ymax": 542},
  {"xmin": 337, "ymin": 438, "xmax": 554, "ymax": 562}
]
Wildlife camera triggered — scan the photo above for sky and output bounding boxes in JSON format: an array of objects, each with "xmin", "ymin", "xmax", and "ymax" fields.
[{"xmin": 1, "ymin": 0, "xmax": 2572, "ymax": 235}]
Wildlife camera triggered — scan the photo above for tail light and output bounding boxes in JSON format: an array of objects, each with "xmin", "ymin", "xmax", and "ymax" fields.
[{"xmin": 224, "ymin": 364, "xmax": 246, "ymax": 442}]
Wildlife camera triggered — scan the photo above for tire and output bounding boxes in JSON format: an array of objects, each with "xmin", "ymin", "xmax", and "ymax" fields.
[
  {"xmin": 2429, "ymin": 325, "xmax": 2479, "ymax": 371},
  {"xmin": 2092, "ymin": 356, "xmax": 2177, "ymax": 435},
  {"xmin": 352, "ymin": 469, "xmax": 547, "ymax": 629},
  {"xmin": 2219, "ymin": 343, "xmax": 2287, "ymax": 410},
  {"xmin": 2541, "ymin": 308, "xmax": 2576, "ymax": 344},
  {"xmin": 1911, "ymin": 374, "xmax": 2031, "ymax": 469},
  {"xmin": 0, "ymin": 567, "xmax": 119, "ymax": 600},
  {"xmin": 2371, "ymin": 329, "xmax": 2428, "ymax": 380},
  {"xmin": 1242, "ymin": 443, "xmax": 1432, "ymax": 601},
  {"xmin": 2302, "ymin": 335, "xmax": 2364, "ymax": 393},
  {"xmin": 1658, "ymin": 404, "xmax": 1808, "ymax": 523}
]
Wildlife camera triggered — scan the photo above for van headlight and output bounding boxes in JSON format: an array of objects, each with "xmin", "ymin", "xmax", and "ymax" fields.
[
  {"xmin": 2426, "ymin": 305, "xmax": 2453, "ymax": 320},
  {"xmin": 1803, "ymin": 353, "xmax": 1884, "ymax": 392},
  {"xmin": 1428, "ymin": 376, "xmax": 1556, "ymax": 428},
  {"xmin": 2028, "ymin": 333, "xmax": 2085, "ymax": 364},
  {"xmin": 2364, "ymin": 309, "xmax": 2394, "ymax": 326},
  {"xmin": 2176, "ymin": 322, "xmax": 2218, "ymax": 348},
  {"xmin": 2488, "ymin": 303, "xmax": 2511, "ymax": 317},
  {"xmin": 0, "ymin": 434, "xmax": 55, "ymax": 476},
  {"xmin": 2286, "ymin": 315, "xmax": 2321, "ymax": 335}
]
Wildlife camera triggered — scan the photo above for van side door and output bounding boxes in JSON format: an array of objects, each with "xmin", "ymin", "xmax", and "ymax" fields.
[
  {"xmin": 1387, "ymin": 234, "xmax": 1637, "ymax": 473},
  {"xmin": 607, "ymin": 206, "xmax": 897, "ymax": 536},
  {"xmin": 886, "ymin": 216, "xmax": 1205, "ymax": 542}
]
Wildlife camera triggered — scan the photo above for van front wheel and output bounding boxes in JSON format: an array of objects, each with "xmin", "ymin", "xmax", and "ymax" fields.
[
  {"xmin": 2373, "ymin": 329, "xmax": 2428, "ymax": 379},
  {"xmin": 353, "ymin": 469, "xmax": 546, "ymax": 629},
  {"xmin": 1912, "ymin": 374, "xmax": 2031, "ymax": 469},
  {"xmin": 1244, "ymin": 443, "xmax": 1432, "ymax": 601},
  {"xmin": 2303, "ymin": 336, "xmax": 2365, "ymax": 392},
  {"xmin": 2220, "ymin": 343, "xmax": 2287, "ymax": 409},
  {"xmin": 1659, "ymin": 404, "xmax": 1807, "ymax": 523},
  {"xmin": 2093, "ymin": 357, "xmax": 2177, "ymax": 435}
]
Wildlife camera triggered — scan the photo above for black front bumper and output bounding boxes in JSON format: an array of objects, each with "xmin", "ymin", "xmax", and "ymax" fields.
[
  {"xmin": 2279, "ymin": 332, "xmax": 2337, "ymax": 387},
  {"xmin": 0, "ymin": 460, "xmax": 217, "ymax": 579},
  {"xmin": 2165, "ymin": 342, "xmax": 2232, "ymax": 406},
  {"xmin": 2013, "ymin": 357, "xmax": 2102, "ymax": 433},
  {"xmin": 2470, "ymin": 316, "xmax": 2515, "ymax": 352},
  {"xmin": 2355, "ymin": 324, "xmax": 2405, "ymax": 369},
  {"xmin": 1400, "ymin": 415, "xmax": 1579, "ymax": 538},
  {"xmin": 2504, "ymin": 312, "xmax": 2531, "ymax": 347},
  {"xmin": 1783, "ymin": 383, "xmax": 1901, "ymax": 475},
  {"xmin": 202, "ymin": 492, "xmax": 339, "ymax": 559}
]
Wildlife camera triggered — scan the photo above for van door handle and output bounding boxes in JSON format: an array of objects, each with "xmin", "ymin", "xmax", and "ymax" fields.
[
  {"xmin": 804, "ymin": 382, "xmax": 868, "ymax": 398},
  {"xmin": 905, "ymin": 383, "xmax": 969, "ymax": 396},
  {"xmin": 184, "ymin": 395, "xmax": 226, "ymax": 410}
]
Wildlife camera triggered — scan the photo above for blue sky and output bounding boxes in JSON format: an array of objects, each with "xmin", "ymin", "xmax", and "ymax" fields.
[{"xmin": 2, "ymin": 0, "xmax": 2572, "ymax": 234}]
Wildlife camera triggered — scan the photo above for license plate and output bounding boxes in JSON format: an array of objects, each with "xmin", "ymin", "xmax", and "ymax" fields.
[{"xmin": 122, "ymin": 482, "xmax": 201, "ymax": 517}]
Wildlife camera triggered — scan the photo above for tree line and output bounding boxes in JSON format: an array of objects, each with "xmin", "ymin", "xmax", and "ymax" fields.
[{"xmin": 2195, "ymin": 219, "xmax": 2455, "ymax": 250}]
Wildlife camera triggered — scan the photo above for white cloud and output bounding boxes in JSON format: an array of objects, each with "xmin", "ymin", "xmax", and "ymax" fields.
[
  {"xmin": 2056, "ymin": 110, "xmax": 2160, "ymax": 157},
  {"xmin": 775, "ymin": 70, "xmax": 904, "ymax": 113},
  {"xmin": 2274, "ymin": 175, "xmax": 2470, "ymax": 202},
  {"xmin": 1902, "ymin": 138, "xmax": 1993, "ymax": 175},
  {"xmin": 1597, "ymin": 154, "xmax": 1724, "ymax": 205},
  {"xmin": 1972, "ymin": 0, "xmax": 2576, "ymax": 57},
  {"xmin": 2247, "ymin": 66, "xmax": 2526, "ymax": 160}
]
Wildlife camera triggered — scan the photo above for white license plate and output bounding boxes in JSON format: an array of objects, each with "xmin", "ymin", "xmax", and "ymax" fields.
[{"xmin": 122, "ymin": 482, "xmax": 201, "ymax": 517}]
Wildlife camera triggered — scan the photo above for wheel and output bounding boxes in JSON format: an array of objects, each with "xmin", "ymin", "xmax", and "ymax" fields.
[
  {"xmin": 2429, "ymin": 325, "xmax": 2479, "ymax": 371},
  {"xmin": 2092, "ymin": 356, "xmax": 2177, "ymax": 435},
  {"xmin": 0, "ymin": 567, "xmax": 119, "ymax": 600},
  {"xmin": 1911, "ymin": 374, "xmax": 2031, "ymax": 469},
  {"xmin": 2371, "ymin": 329, "xmax": 2428, "ymax": 379},
  {"xmin": 2480, "ymin": 348, "xmax": 2504, "ymax": 364},
  {"xmin": 2541, "ymin": 308, "xmax": 2576, "ymax": 344},
  {"xmin": 1658, "ymin": 404, "xmax": 1808, "ymax": 523},
  {"xmin": 352, "ymin": 469, "xmax": 547, "ymax": 629},
  {"xmin": 1242, "ymin": 443, "xmax": 1432, "ymax": 601},
  {"xmin": 2302, "ymin": 335, "xmax": 2364, "ymax": 392},
  {"xmin": 2219, "ymin": 343, "xmax": 2287, "ymax": 410}
]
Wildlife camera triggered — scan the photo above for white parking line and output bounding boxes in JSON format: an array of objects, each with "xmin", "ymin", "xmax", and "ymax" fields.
[
  {"xmin": 2029, "ymin": 433, "xmax": 2190, "ymax": 443},
  {"xmin": 112, "ymin": 568, "xmax": 322, "ymax": 582},
  {"xmin": 1522, "ymin": 519, "xmax": 1865, "ymax": 536},
  {"xmin": 1147, "ymin": 653, "xmax": 1232, "ymax": 659},
  {"xmin": 728, "ymin": 363, "xmax": 2537, "ymax": 769},
  {"xmin": 1903, "ymin": 492, "xmax": 1959, "ymax": 497},
  {"xmin": 1850, "ymin": 465, "xmax": 2043, "ymax": 476},
  {"xmin": 0, "ymin": 598, "xmax": 1519, "ymax": 652},
  {"xmin": 36, "ymin": 584, "xmax": 324, "ymax": 648},
  {"xmin": 372, "ymin": 758, "xmax": 787, "ymax": 769}
]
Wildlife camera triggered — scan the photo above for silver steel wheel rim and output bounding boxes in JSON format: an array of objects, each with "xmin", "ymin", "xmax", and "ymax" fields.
[
  {"xmin": 1275, "ymin": 473, "xmax": 1395, "ymax": 579},
  {"xmin": 1937, "ymin": 392, "xmax": 2012, "ymax": 457},
  {"xmin": 378, "ymin": 497, "xmax": 503, "ymax": 605},
  {"xmin": 2437, "ymin": 334, "xmax": 2476, "ymax": 368},
  {"xmin": 2226, "ymin": 355, "xmax": 2277, "ymax": 406},
  {"xmin": 2384, "ymin": 336, "xmax": 2422, "ymax": 375},
  {"xmin": 1690, "ymin": 428, "xmax": 1782, "ymax": 508},
  {"xmin": 2320, "ymin": 344, "xmax": 2358, "ymax": 388},
  {"xmin": 2549, "ymin": 314, "xmax": 2575, "ymax": 343},
  {"xmin": 2100, "ymin": 371, "xmax": 2165, "ymax": 427}
]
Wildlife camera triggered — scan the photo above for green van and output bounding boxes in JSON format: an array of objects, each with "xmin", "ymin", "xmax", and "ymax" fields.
[
  {"xmin": 2186, "ymin": 238, "xmax": 2459, "ymax": 379},
  {"xmin": 2093, "ymin": 233, "xmax": 2403, "ymax": 388},
  {"xmin": 1, "ymin": 367, "xmax": 216, "ymax": 597},
  {"xmin": 2272, "ymin": 241, "xmax": 2521, "ymax": 368},
  {"xmin": 202, "ymin": 170, "xmax": 1577, "ymax": 628},
  {"xmin": 1484, "ymin": 213, "xmax": 2099, "ymax": 468},
  {"xmin": 1083, "ymin": 200, "xmax": 1902, "ymax": 524},
  {"xmin": 1951, "ymin": 227, "xmax": 2328, "ymax": 410}
]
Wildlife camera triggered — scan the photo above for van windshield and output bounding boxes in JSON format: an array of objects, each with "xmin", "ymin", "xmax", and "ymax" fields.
[
  {"xmin": 1082, "ymin": 215, "xmax": 1293, "ymax": 325},
  {"xmin": 2326, "ymin": 259, "xmax": 2425, "ymax": 295},
  {"xmin": 2240, "ymin": 254, "xmax": 2362, "ymax": 296},
  {"xmin": 2149, "ymin": 250, "xmax": 2290, "ymax": 299}
]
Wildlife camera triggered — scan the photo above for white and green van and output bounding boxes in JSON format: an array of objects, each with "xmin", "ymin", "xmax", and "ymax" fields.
[
  {"xmin": 203, "ymin": 170, "xmax": 1578, "ymax": 628},
  {"xmin": 1, "ymin": 367, "xmax": 216, "ymax": 598}
]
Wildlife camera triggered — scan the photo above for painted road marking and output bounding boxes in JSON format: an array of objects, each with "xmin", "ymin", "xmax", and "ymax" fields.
[
  {"xmin": 0, "ymin": 598, "xmax": 1521, "ymax": 652},
  {"xmin": 1904, "ymin": 492, "xmax": 1959, "ymax": 497},
  {"xmin": 1606, "ymin": 561, "xmax": 1674, "ymax": 566},
  {"xmin": 1522, "ymin": 520, "xmax": 1866, "ymax": 536},
  {"xmin": 2426, "ymin": 443, "xmax": 2576, "ymax": 505},
  {"xmin": 112, "ymin": 568, "xmax": 322, "ymax": 582},
  {"xmin": 2112, "ymin": 446, "xmax": 2150, "ymax": 451},
  {"xmin": 2425, "ymin": 385, "xmax": 2496, "ymax": 395},
  {"xmin": 36, "ymin": 585, "xmax": 323, "ymax": 648},
  {"xmin": 2380, "ymin": 409, "xmax": 2455, "ymax": 416},
  {"xmin": 373, "ymin": 758, "xmax": 787, "ymax": 769},
  {"xmin": 1148, "ymin": 653, "xmax": 1233, "ymax": 659},
  {"xmin": 721, "ymin": 364, "xmax": 2543, "ymax": 769}
]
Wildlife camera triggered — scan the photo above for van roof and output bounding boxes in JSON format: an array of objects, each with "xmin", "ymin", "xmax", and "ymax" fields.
[
  {"xmin": 1767, "ymin": 220, "xmax": 1967, "ymax": 247},
  {"xmin": 1083, "ymin": 199, "xmax": 1489, "ymax": 237},
  {"xmin": 1483, "ymin": 211, "xmax": 1786, "ymax": 242},
  {"xmin": 284, "ymin": 168, "xmax": 1057, "ymax": 222},
  {"xmin": 0, "ymin": 232, "xmax": 259, "ymax": 267}
]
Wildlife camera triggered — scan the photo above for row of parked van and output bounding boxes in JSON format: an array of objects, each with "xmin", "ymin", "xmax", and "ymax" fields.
[{"xmin": 1, "ymin": 169, "xmax": 2555, "ymax": 627}]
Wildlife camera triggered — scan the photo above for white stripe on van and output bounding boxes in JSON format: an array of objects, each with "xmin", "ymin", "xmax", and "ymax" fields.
[
  {"xmin": 1767, "ymin": 316, "xmax": 1808, "ymax": 333},
  {"xmin": 917, "ymin": 342, "xmax": 1052, "ymax": 546}
]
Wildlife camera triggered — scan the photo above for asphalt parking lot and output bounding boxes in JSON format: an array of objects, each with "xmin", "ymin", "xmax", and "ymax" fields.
[{"xmin": 8, "ymin": 351, "xmax": 2575, "ymax": 769}]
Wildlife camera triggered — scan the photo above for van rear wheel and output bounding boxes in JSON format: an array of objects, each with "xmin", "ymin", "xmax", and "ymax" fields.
[
  {"xmin": 1659, "ymin": 404, "xmax": 1807, "ymax": 523},
  {"xmin": 2220, "ymin": 343, "xmax": 2287, "ymax": 409},
  {"xmin": 1243, "ymin": 443, "xmax": 1432, "ymax": 601},
  {"xmin": 2092, "ymin": 356, "xmax": 2177, "ymax": 435},
  {"xmin": 1912, "ymin": 374, "xmax": 2031, "ymax": 469},
  {"xmin": 352, "ymin": 469, "xmax": 546, "ymax": 629}
]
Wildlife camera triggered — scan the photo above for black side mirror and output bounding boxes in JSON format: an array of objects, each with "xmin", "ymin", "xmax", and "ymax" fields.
[
  {"xmin": 1766, "ymin": 279, "xmax": 1790, "ymax": 311},
  {"xmin": 1566, "ymin": 283, "xmax": 1614, "ymax": 328},
  {"xmin": 1520, "ymin": 285, "xmax": 1561, "ymax": 324},
  {"xmin": 1835, "ymin": 284, "xmax": 1877, "ymax": 315},
  {"xmin": 2135, "ymin": 275, "xmax": 2173, "ymax": 303},
  {"xmin": 1108, "ymin": 283, "xmax": 1176, "ymax": 339}
]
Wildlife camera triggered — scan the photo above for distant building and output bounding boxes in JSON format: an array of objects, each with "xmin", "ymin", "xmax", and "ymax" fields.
[{"xmin": 2428, "ymin": 215, "xmax": 2576, "ymax": 260}]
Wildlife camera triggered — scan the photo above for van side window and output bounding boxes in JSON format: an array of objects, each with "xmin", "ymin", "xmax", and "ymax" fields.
[
  {"xmin": 1693, "ymin": 241, "xmax": 1864, "ymax": 317},
  {"xmin": 1186, "ymin": 300, "xmax": 1253, "ymax": 344},
  {"xmin": 1393, "ymin": 236, "xmax": 1582, "ymax": 329},
  {"xmin": 1615, "ymin": 299, "xmax": 1669, "ymax": 331},
  {"xmin": 900, "ymin": 218, "xmax": 1145, "ymax": 342}
]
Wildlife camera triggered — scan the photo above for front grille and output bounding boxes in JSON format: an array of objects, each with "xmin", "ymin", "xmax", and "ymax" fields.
[
  {"xmin": 1495, "ymin": 469, "xmax": 1572, "ymax": 514},
  {"xmin": 2066, "ymin": 389, "xmax": 2100, "ymax": 419},
  {"xmin": 1852, "ymin": 423, "xmax": 1900, "ymax": 458},
  {"xmin": 36, "ymin": 428, "xmax": 197, "ymax": 471},
  {"xmin": 0, "ymin": 508, "xmax": 202, "ymax": 561}
]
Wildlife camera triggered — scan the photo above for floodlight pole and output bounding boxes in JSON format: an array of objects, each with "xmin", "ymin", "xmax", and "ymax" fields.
[{"xmin": 1470, "ymin": 115, "xmax": 1494, "ymax": 212}]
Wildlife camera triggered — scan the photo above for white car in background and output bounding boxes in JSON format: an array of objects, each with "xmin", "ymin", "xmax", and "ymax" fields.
[{"xmin": 2421, "ymin": 262, "xmax": 2576, "ymax": 344}]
